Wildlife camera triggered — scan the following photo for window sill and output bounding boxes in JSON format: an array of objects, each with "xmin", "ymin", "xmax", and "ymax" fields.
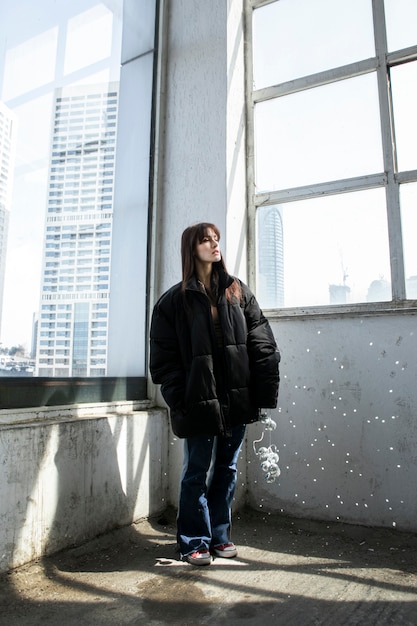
[
  {"xmin": 264, "ymin": 300, "xmax": 417, "ymax": 321},
  {"xmin": 0, "ymin": 399, "xmax": 155, "ymax": 427}
]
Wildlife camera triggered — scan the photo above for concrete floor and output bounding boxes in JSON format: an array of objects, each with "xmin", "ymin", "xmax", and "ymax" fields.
[{"xmin": 1, "ymin": 507, "xmax": 417, "ymax": 626}]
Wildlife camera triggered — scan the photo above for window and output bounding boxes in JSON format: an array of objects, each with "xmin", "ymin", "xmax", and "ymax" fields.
[
  {"xmin": 247, "ymin": 0, "xmax": 417, "ymax": 310},
  {"xmin": 0, "ymin": 0, "xmax": 157, "ymax": 407}
]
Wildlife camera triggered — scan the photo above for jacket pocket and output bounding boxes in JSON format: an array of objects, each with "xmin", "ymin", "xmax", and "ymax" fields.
[
  {"xmin": 184, "ymin": 355, "xmax": 216, "ymax": 406},
  {"xmin": 170, "ymin": 401, "xmax": 224, "ymax": 438},
  {"xmin": 161, "ymin": 379, "xmax": 185, "ymax": 412}
]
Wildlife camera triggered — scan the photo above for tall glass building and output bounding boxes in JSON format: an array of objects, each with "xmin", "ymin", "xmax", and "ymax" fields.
[
  {"xmin": 36, "ymin": 84, "xmax": 118, "ymax": 377},
  {"xmin": 257, "ymin": 206, "xmax": 284, "ymax": 309}
]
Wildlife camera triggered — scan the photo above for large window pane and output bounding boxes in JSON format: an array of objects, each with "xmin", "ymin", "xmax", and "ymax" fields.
[
  {"xmin": 391, "ymin": 61, "xmax": 417, "ymax": 173},
  {"xmin": 400, "ymin": 183, "xmax": 417, "ymax": 298},
  {"xmin": 253, "ymin": 0, "xmax": 374, "ymax": 90},
  {"xmin": 256, "ymin": 189, "xmax": 391, "ymax": 308},
  {"xmin": 384, "ymin": 0, "xmax": 417, "ymax": 53},
  {"xmin": 254, "ymin": 74, "xmax": 383, "ymax": 192},
  {"xmin": 0, "ymin": 1, "xmax": 123, "ymax": 378}
]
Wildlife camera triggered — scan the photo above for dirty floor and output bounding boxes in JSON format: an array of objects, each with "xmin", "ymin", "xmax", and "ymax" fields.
[{"xmin": 1, "ymin": 507, "xmax": 417, "ymax": 626}]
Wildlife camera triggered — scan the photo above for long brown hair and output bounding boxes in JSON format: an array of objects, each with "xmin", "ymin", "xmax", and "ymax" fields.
[{"xmin": 181, "ymin": 222, "xmax": 242, "ymax": 302}]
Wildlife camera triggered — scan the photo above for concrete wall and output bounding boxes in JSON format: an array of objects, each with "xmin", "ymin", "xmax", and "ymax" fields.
[
  {"xmin": 153, "ymin": 0, "xmax": 247, "ymax": 295},
  {"xmin": 0, "ymin": 406, "xmax": 168, "ymax": 572},
  {"xmin": 246, "ymin": 312, "xmax": 417, "ymax": 533}
]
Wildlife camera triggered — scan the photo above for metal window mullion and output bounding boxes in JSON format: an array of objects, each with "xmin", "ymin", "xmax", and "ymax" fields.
[
  {"xmin": 253, "ymin": 57, "xmax": 378, "ymax": 103},
  {"xmin": 251, "ymin": 0, "xmax": 276, "ymax": 9},
  {"xmin": 387, "ymin": 44, "xmax": 417, "ymax": 67},
  {"xmin": 396, "ymin": 169, "xmax": 417, "ymax": 184},
  {"xmin": 373, "ymin": 0, "xmax": 406, "ymax": 300},
  {"xmin": 254, "ymin": 173, "xmax": 387, "ymax": 207}
]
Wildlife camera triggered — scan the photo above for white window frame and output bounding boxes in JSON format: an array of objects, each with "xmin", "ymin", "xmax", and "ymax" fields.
[{"xmin": 245, "ymin": 0, "xmax": 417, "ymax": 317}]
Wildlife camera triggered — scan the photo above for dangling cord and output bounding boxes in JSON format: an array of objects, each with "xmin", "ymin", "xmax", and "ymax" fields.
[{"xmin": 253, "ymin": 409, "xmax": 280, "ymax": 483}]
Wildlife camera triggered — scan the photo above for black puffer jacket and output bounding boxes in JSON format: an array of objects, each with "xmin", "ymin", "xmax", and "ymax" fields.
[{"xmin": 149, "ymin": 270, "xmax": 280, "ymax": 438}]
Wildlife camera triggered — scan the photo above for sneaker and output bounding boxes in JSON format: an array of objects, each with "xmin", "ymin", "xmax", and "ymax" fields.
[
  {"xmin": 184, "ymin": 549, "xmax": 212, "ymax": 566},
  {"xmin": 212, "ymin": 542, "xmax": 238, "ymax": 558}
]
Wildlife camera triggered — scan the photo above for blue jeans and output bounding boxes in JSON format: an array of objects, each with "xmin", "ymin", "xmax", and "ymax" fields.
[{"xmin": 177, "ymin": 424, "xmax": 246, "ymax": 557}]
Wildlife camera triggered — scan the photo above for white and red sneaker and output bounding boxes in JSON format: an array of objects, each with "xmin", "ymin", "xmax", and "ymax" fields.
[
  {"xmin": 184, "ymin": 549, "xmax": 212, "ymax": 566},
  {"xmin": 212, "ymin": 542, "xmax": 238, "ymax": 558}
]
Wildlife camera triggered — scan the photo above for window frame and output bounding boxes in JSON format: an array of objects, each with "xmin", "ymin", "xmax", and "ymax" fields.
[
  {"xmin": 245, "ymin": 0, "xmax": 417, "ymax": 316},
  {"xmin": 0, "ymin": 0, "xmax": 161, "ymax": 409}
]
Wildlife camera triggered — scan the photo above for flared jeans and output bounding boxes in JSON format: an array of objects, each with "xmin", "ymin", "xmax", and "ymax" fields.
[{"xmin": 177, "ymin": 424, "xmax": 246, "ymax": 557}]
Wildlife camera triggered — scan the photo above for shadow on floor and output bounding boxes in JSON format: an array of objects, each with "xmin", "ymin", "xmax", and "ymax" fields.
[{"xmin": 1, "ymin": 507, "xmax": 417, "ymax": 626}]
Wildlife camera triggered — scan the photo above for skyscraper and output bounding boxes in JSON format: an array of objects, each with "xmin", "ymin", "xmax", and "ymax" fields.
[
  {"xmin": 0, "ymin": 102, "xmax": 16, "ymax": 342},
  {"xmin": 36, "ymin": 84, "xmax": 118, "ymax": 377},
  {"xmin": 257, "ymin": 205, "xmax": 284, "ymax": 308}
]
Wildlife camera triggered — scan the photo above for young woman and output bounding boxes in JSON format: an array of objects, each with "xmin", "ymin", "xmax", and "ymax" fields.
[{"xmin": 150, "ymin": 222, "xmax": 280, "ymax": 565}]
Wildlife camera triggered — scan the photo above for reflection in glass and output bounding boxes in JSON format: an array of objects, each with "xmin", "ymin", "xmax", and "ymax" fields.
[
  {"xmin": 2, "ymin": 28, "xmax": 58, "ymax": 101},
  {"xmin": 253, "ymin": 0, "xmax": 374, "ymax": 90},
  {"xmin": 391, "ymin": 61, "xmax": 417, "ymax": 173},
  {"xmin": 64, "ymin": 5, "xmax": 114, "ymax": 75},
  {"xmin": 400, "ymin": 183, "xmax": 417, "ymax": 299},
  {"xmin": 384, "ymin": 0, "xmax": 417, "ymax": 53},
  {"xmin": 254, "ymin": 74, "xmax": 383, "ymax": 192},
  {"xmin": 36, "ymin": 85, "xmax": 117, "ymax": 376},
  {"xmin": 256, "ymin": 189, "xmax": 391, "ymax": 309},
  {"xmin": 0, "ymin": 103, "xmax": 16, "ymax": 356},
  {"xmin": 72, "ymin": 302, "xmax": 89, "ymax": 377},
  {"xmin": 0, "ymin": 0, "xmax": 123, "ymax": 377}
]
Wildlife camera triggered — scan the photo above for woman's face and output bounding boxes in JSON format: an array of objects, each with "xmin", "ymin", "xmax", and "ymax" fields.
[{"xmin": 195, "ymin": 228, "xmax": 221, "ymax": 264}]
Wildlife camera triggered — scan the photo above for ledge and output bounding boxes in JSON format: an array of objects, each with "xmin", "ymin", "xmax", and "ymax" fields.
[
  {"xmin": 264, "ymin": 301, "xmax": 417, "ymax": 321},
  {"xmin": 0, "ymin": 400, "xmax": 159, "ymax": 427}
]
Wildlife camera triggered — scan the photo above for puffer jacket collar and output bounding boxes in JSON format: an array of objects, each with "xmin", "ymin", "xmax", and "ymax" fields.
[{"xmin": 184, "ymin": 263, "xmax": 235, "ymax": 294}]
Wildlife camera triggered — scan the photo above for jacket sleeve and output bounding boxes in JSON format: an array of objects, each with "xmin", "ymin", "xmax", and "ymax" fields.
[
  {"xmin": 242, "ymin": 285, "xmax": 280, "ymax": 408},
  {"xmin": 149, "ymin": 295, "xmax": 185, "ymax": 410}
]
